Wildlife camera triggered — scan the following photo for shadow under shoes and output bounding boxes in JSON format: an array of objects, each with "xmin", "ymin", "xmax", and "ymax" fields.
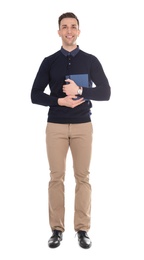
[{"xmin": 48, "ymin": 230, "xmax": 63, "ymax": 248}]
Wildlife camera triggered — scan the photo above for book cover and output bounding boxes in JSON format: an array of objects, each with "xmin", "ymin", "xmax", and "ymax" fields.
[{"xmin": 65, "ymin": 74, "xmax": 91, "ymax": 100}]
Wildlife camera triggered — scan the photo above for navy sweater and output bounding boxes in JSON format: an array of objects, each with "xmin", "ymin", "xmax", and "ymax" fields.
[{"xmin": 31, "ymin": 46, "xmax": 111, "ymax": 123}]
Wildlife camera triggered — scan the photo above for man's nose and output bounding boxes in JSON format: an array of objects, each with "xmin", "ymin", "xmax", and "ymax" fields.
[{"xmin": 67, "ymin": 27, "xmax": 72, "ymax": 33}]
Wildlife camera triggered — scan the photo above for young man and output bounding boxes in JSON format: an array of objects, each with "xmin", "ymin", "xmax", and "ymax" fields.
[{"xmin": 31, "ymin": 12, "xmax": 111, "ymax": 249}]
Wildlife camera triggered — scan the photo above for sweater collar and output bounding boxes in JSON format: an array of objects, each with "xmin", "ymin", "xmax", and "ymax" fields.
[{"xmin": 61, "ymin": 45, "xmax": 80, "ymax": 57}]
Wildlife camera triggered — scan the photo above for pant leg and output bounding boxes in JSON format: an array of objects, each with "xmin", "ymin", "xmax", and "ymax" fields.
[
  {"xmin": 46, "ymin": 123, "xmax": 69, "ymax": 232},
  {"xmin": 69, "ymin": 122, "xmax": 93, "ymax": 232}
]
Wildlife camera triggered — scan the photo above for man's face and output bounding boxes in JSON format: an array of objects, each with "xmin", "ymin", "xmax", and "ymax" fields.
[{"xmin": 58, "ymin": 18, "xmax": 80, "ymax": 47}]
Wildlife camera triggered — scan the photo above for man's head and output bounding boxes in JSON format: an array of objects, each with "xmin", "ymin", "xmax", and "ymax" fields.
[
  {"xmin": 58, "ymin": 12, "xmax": 80, "ymax": 50},
  {"xmin": 58, "ymin": 12, "xmax": 79, "ymax": 29}
]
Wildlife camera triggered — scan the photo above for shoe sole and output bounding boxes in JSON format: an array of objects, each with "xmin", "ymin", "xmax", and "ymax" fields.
[
  {"xmin": 79, "ymin": 242, "xmax": 92, "ymax": 249},
  {"xmin": 48, "ymin": 243, "xmax": 60, "ymax": 248}
]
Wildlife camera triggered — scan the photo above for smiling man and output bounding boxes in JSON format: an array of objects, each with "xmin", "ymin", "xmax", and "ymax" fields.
[{"xmin": 31, "ymin": 12, "xmax": 111, "ymax": 249}]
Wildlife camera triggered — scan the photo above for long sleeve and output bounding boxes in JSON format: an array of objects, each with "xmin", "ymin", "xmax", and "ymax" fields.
[
  {"xmin": 82, "ymin": 56, "xmax": 111, "ymax": 101},
  {"xmin": 31, "ymin": 58, "xmax": 58, "ymax": 107}
]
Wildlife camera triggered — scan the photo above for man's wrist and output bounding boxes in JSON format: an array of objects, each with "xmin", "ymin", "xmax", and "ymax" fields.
[{"xmin": 58, "ymin": 98, "xmax": 63, "ymax": 106}]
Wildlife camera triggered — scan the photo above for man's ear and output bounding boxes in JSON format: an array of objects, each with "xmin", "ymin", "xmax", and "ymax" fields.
[
  {"xmin": 58, "ymin": 30, "xmax": 61, "ymax": 37},
  {"xmin": 77, "ymin": 29, "xmax": 81, "ymax": 36}
]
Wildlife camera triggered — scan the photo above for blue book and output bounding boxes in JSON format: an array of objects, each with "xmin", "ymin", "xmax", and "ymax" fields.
[{"xmin": 65, "ymin": 74, "xmax": 91, "ymax": 100}]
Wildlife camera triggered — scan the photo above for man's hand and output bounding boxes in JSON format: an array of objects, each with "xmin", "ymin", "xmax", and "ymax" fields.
[
  {"xmin": 63, "ymin": 79, "xmax": 79, "ymax": 96},
  {"xmin": 58, "ymin": 95, "xmax": 85, "ymax": 108}
]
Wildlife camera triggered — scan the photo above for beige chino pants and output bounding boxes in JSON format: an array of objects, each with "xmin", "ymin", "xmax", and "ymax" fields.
[{"xmin": 46, "ymin": 122, "xmax": 93, "ymax": 232}]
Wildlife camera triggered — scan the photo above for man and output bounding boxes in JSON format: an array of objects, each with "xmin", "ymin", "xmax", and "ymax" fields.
[{"xmin": 31, "ymin": 12, "xmax": 111, "ymax": 249}]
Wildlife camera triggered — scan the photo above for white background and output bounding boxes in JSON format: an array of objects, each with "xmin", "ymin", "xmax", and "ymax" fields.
[{"xmin": 0, "ymin": 0, "xmax": 144, "ymax": 259}]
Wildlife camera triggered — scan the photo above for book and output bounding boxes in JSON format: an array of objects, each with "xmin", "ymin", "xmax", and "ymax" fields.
[{"xmin": 65, "ymin": 74, "xmax": 91, "ymax": 100}]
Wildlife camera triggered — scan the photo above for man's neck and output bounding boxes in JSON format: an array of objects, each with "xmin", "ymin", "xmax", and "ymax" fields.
[{"xmin": 62, "ymin": 44, "xmax": 77, "ymax": 52}]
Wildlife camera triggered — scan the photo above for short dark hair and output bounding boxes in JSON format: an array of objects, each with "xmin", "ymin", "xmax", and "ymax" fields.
[{"xmin": 58, "ymin": 12, "xmax": 79, "ymax": 28}]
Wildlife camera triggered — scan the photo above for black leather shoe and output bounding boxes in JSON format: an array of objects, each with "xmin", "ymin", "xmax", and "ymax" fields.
[
  {"xmin": 48, "ymin": 230, "xmax": 63, "ymax": 248},
  {"xmin": 77, "ymin": 231, "xmax": 92, "ymax": 249}
]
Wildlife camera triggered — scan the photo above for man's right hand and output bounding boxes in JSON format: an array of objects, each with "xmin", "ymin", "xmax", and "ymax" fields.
[{"xmin": 58, "ymin": 96, "xmax": 85, "ymax": 108}]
